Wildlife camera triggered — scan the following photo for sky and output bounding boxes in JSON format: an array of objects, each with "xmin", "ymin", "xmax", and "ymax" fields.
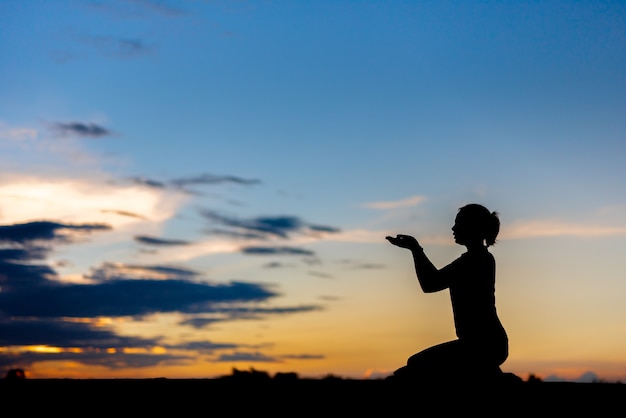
[{"xmin": 1, "ymin": 0, "xmax": 625, "ymax": 382}]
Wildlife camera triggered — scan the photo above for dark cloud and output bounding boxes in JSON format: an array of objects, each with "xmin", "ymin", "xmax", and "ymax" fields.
[
  {"xmin": 0, "ymin": 218, "xmax": 327, "ymax": 372},
  {"xmin": 179, "ymin": 317, "xmax": 222, "ymax": 329},
  {"xmin": 171, "ymin": 174, "xmax": 261, "ymax": 187},
  {"xmin": 87, "ymin": 262, "xmax": 200, "ymax": 281},
  {"xmin": 0, "ymin": 252, "xmax": 324, "ymax": 364},
  {"xmin": 241, "ymin": 246, "xmax": 315, "ymax": 256},
  {"xmin": 280, "ymin": 354, "xmax": 325, "ymax": 360},
  {"xmin": 209, "ymin": 305, "xmax": 323, "ymax": 319},
  {"xmin": 134, "ymin": 235, "xmax": 191, "ymax": 246},
  {"xmin": 0, "ymin": 350, "xmax": 191, "ymax": 370},
  {"xmin": 101, "ymin": 209, "xmax": 146, "ymax": 219},
  {"xmin": 0, "ymin": 247, "xmax": 47, "ymax": 262},
  {"xmin": 0, "ymin": 221, "xmax": 111, "ymax": 291},
  {"xmin": 126, "ymin": 173, "xmax": 260, "ymax": 194},
  {"xmin": 201, "ymin": 211, "xmax": 340, "ymax": 240},
  {"xmin": 215, "ymin": 351, "xmax": 278, "ymax": 363},
  {"xmin": 0, "ymin": 319, "xmax": 159, "ymax": 349},
  {"xmin": 179, "ymin": 341, "xmax": 239, "ymax": 353},
  {"xmin": 0, "ymin": 252, "xmax": 57, "ymax": 289},
  {"xmin": 80, "ymin": 34, "xmax": 154, "ymax": 58},
  {"xmin": 262, "ymin": 261, "xmax": 291, "ymax": 268},
  {"xmin": 202, "ymin": 213, "xmax": 302, "ymax": 238},
  {"xmin": 0, "ymin": 279, "xmax": 278, "ymax": 318},
  {"xmin": 176, "ymin": 302, "xmax": 324, "ymax": 328},
  {"xmin": 0, "ymin": 221, "xmax": 111, "ymax": 245},
  {"xmin": 51, "ymin": 122, "xmax": 112, "ymax": 138},
  {"xmin": 205, "ymin": 228, "xmax": 268, "ymax": 240},
  {"xmin": 127, "ymin": 176, "xmax": 167, "ymax": 189},
  {"xmin": 309, "ymin": 224, "xmax": 340, "ymax": 234}
]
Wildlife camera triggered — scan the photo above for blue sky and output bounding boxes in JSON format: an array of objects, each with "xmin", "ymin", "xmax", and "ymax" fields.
[{"xmin": 1, "ymin": 0, "xmax": 625, "ymax": 381}]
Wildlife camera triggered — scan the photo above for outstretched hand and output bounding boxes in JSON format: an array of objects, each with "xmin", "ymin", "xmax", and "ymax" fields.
[{"xmin": 386, "ymin": 234, "xmax": 421, "ymax": 250}]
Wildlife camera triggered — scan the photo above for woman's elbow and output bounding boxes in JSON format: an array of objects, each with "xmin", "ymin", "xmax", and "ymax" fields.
[{"xmin": 420, "ymin": 284, "xmax": 442, "ymax": 293}]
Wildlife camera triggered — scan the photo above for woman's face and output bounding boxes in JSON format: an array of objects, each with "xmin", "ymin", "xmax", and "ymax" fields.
[{"xmin": 452, "ymin": 212, "xmax": 472, "ymax": 245}]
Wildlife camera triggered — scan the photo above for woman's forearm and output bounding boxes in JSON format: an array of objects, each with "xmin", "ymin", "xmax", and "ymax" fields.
[{"xmin": 411, "ymin": 248, "xmax": 446, "ymax": 293}]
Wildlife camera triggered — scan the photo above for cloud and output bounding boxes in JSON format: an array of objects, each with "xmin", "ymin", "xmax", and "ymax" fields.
[
  {"xmin": 134, "ymin": 235, "xmax": 191, "ymax": 246},
  {"xmin": 101, "ymin": 210, "xmax": 146, "ymax": 219},
  {"xmin": 0, "ymin": 238, "xmax": 325, "ymax": 371},
  {"xmin": 51, "ymin": 122, "xmax": 113, "ymax": 138},
  {"xmin": 171, "ymin": 174, "xmax": 261, "ymax": 188},
  {"xmin": 0, "ymin": 220, "xmax": 110, "ymax": 245},
  {"xmin": 502, "ymin": 219, "xmax": 626, "ymax": 239},
  {"xmin": 280, "ymin": 354, "xmax": 325, "ymax": 360},
  {"xmin": 127, "ymin": 173, "xmax": 261, "ymax": 195},
  {"xmin": 0, "ymin": 220, "xmax": 111, "ymax": 291},
  {"xmin": 178, "ymin": 317, "xmax": 224, "ymax": 329},
  {"xmin": 0, "ymin": 348, "xmax": 192, "ymax": 370},
  {"xmin": 0, "ymin": 319, "xmax": 159, "ymax": 349},
  {"xmin": 363, "ymin": 195, "xmax": 426, "ymax": 210},
  {"xmin": 215, "ymin": 351, "xmax": 279, "ymax": 362},
  {"xmin": 241, "ymin": 246, "xmax": 316, "ymax": 256},
  {"xmin": 201, "ymin": 211, "xmax": 340, "ymax": 240},
  {"xmin": 336, "ymin": 259, "xmax": 386, "ymax": 270},
  {"xmin": 87, "ymin": 262, "xmax": 200, "ymax": 281},
  {"xmin": 179, "ymin": 341, "xmax": 239, "ymax": 353},
  {"xmin": 78, "ymin": 34, "xmax": 155, "ymax": 58},
  {"xmin": 0, "ymin": 174, "xmax": 186, "ymax": 230},
  {"xmin": 0, "ymin": 278, "xmax": 279, "ymax": 319},
  {"xmin": 0, "ymin": 122, "xmax": 38, "ymax": 141}
]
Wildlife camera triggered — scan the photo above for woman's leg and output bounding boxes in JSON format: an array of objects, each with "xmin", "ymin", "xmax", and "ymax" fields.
[{"xmin": 402, "ymin": 340, "xmax": 467, "ymax": 381}]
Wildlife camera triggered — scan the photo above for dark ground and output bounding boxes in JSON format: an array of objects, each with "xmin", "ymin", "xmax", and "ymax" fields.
[{"xmin": 1, "ymin": 378, "xmax": 624, "ymax": 415}]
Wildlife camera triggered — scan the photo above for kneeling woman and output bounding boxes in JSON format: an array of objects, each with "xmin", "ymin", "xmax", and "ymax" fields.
[{"xmin": 386, "ymin": 203, "xmax": 508, "ymax": 383}]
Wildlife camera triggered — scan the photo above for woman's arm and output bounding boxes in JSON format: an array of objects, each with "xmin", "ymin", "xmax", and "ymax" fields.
[{"xmin": 386, "ymin": 234, "xmax": 451, "ymax": 293}]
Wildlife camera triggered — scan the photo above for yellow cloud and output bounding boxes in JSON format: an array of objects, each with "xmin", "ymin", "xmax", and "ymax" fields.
[{"xmin": 0, "ymin": 174, "xmax": 187, "ymax": 230}]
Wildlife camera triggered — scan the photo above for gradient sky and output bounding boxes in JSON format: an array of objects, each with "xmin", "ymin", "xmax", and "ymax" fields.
[{"xmin": 1, "ymin": 0, "xmax": 625, "ymax": 382}]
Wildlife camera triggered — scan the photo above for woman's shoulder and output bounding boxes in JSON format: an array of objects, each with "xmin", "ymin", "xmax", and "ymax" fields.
[{"xmin": 459, "ymin": 248, "xmax": 495, "ymax": 263}]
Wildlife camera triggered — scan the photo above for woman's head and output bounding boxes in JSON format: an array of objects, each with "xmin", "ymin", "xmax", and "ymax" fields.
[{"xmin": 452, "ymin": 203, "xmax": 500, "ymax": 247}]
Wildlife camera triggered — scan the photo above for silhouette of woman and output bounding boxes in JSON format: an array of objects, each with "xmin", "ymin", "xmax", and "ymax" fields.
[{"xmin": 386, "ymin": 203, "xmax": 508, "ymax": 383}]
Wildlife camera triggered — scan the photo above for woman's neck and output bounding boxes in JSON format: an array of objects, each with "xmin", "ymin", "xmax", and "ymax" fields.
[{"xmin": 465, "ymin": 240, "xmax": 486, "ymax": 252}]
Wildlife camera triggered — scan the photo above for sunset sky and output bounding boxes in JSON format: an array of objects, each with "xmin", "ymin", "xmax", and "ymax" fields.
[{"xmin": 1, "ymin": 0, "xmax": 625, "ymax": 382}]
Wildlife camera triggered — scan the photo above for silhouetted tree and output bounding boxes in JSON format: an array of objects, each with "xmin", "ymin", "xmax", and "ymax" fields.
[{"xmin": 4, "ymin": 368, "xmax": 26, "ymax": 380}]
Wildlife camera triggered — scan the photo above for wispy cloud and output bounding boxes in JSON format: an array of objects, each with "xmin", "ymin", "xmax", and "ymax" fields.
[
  {"xmin": 0, "ymin": 207, "xmax": 326, "ymax": 372},
  {"xmin": 362, "ymin": 195, "xmax": 426, "ymax": 210},
  {"xmin": 200, "ymin": 211, "xmax": 340, "ymax": 240},
  {"xmin": 503, "ymin": 219, "xmax": 626, "ymax": 239},
  {"xmin": 86, "ymin": 262, "xmax": 200, "ymax": 281},
  {"xmin": 127, "ymin": 173, "xmax": 261, "ymax": 194},
  {"xmin": 171, "ymin": 174, "xmax": 261, "ymax": 188},
  {"xmin": 215, "ymin": 351, "xmax": 278, "ymax": 362},
  {"xmin": 50, "ymin": 122, "xmax": 113, "ymax": 139},
  {"xmin": 0, "ymin": 220, "xmax": 110, "ymax": 245},
  {"xmin": 134, "ymin": 235, "xmax": 191, "ymax": 246},
  {"xmin": 241, "ymin": 246, "xmax": 316, "ymax": 256},
  {"xmin": 76, "ymin": 34, "xmax": 155, "ymax": 58},
  {"xmin": 0, "ymin": 174, "xmax": 185, "ymax": 229},
  {"xmin": 0, "ymin": 122, "xmax": 38, "ymax": 141}
]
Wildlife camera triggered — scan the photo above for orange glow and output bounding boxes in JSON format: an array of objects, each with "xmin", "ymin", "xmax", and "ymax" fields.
[
  {"xmin": 122, "ymin": 347, "xmax": 149, "ymax": 354},
  {"xmin": 29, "ymin": 345, "xmax": 62, "ymax": 353}
]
